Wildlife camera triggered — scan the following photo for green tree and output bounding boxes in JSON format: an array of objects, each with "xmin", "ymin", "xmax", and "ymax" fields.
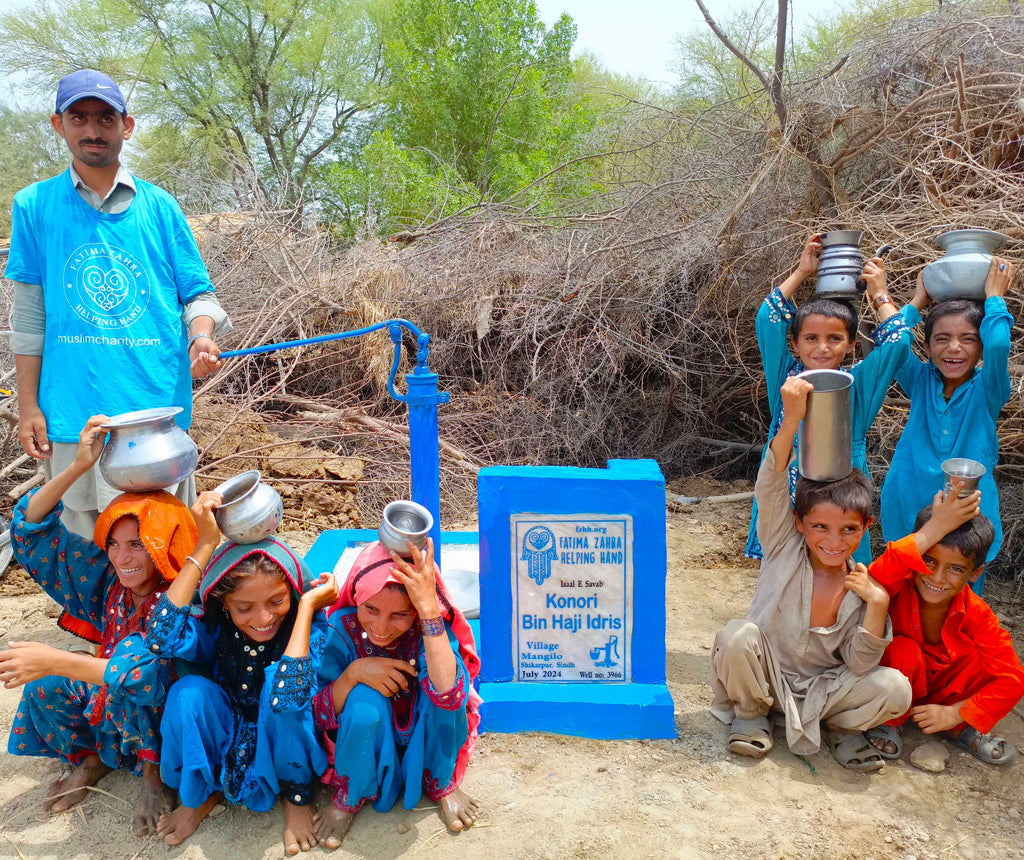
[
  {"xmin": 382, "ymin": 0, "xmax": 580, "ymax": 199},
  {"xmin": 0, "ymin": 106, "xmax": 65, "ymax": 236},
  {"xmin": 0, "ymin": 0, "xmax": 387, "ymax": 207}
]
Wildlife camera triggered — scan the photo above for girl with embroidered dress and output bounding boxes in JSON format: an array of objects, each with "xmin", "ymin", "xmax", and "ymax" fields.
[
  {"xmin": 146, "ymin": 491, "xmax": 339, "ymax": 855},
  {"xmin": 747, "ymin": 233, "xmax": 914, "ymax": 564},
  {"xmin": 311, "ymin": 537, "xmax": 482, "ymax": 850},
  {"xmin": 0, "ymin": 414, "xmax": 198, "ymax": 836}
]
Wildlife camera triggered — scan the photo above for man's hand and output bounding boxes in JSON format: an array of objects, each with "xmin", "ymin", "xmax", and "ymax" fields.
[
  {"xmin": 18, "ymin": 405, "xmax": 51, "ymax": 459},
  {"xmin": 189, "ymin": 336, "xmax": 224, "ymax": 378}
]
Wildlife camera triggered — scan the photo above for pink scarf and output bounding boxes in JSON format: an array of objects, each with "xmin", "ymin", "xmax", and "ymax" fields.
[{"xmin": 329, "ymin": 542, "xmax": 482, "ymax": 791}]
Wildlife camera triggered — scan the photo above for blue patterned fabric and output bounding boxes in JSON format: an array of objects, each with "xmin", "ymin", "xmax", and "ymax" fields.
[
  {"xmin": 313, "ymin": 608, "xmax": 470, "ymax": 812},
  {"xmin": 7, "ymin": 494, "xmax": 170, "ymax": 773},
  {"xmin": 151, "ymin": 594, "xmax": 328, "ymax": 809},
  {"xmin": 746, "ymin": 288, "xmax": 913, "ymax": 563},
  {"xmin": 880, "ymin": 297, "xmax": 1013, "ymax": 590}
]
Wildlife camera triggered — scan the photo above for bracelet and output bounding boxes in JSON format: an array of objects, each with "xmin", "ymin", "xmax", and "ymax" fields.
[
  {"xmin": 871, "ymin": 293, "xmax": 892, "ymax": 309},
  {"xmin": 185, "ymin": 554, "xmax": 205, "ymax": 573},
  {"xmin": 187, "ymin": 333, "xmax": 211, "ymax": 351},
  {"xmin": 419, "ymin": 616, "xmax": 445, "ymax": 637}
]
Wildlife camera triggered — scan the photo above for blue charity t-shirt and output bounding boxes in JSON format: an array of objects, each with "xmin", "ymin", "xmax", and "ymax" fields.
[{"xmin": 5, "ymin": 169, "xmax": 213, "ymax": 443}]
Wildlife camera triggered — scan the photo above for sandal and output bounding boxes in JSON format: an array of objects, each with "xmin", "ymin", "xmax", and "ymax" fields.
[
  {"xmin": 728, "ymin": 716, "xmax": 773, "ymax": 758},
  {"xmin": 948, "ymin": 726, "xmax": 1018, "ymax": 766},
  {"xmin": 863, "ymin": 724, "xmax": 903, "ymax": 760},
  {"xmin": 826, "ymin": 729, "xmax": 885, "ymax": 773}
]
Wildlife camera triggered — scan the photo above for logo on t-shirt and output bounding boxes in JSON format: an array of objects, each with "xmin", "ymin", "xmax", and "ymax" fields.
[{"xmin": 63, "ymin": 243, "xmax": 151, "ymax": 329}]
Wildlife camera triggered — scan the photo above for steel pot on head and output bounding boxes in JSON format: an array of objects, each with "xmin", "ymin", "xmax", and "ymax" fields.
[
  {"xmin": 921, "ymin": 229, "xmax": 1009, "ymax": 302},
  {"xmin": 214, "ymin": 470, "xmax": 284, "ymax": 544},
  {"xmin": 796, "ymin": 369, "xmax": 854, "ymax": 482},
  {"xmin": 98, "ymin": 406, "xmax": 199, "ymax": 492},
  {"xmin": 378, "ymin": 500, "xmax": 433, "ymax": 555},
  {"xmin": 815, "ymin": 230, "xmax": 865, "ymax": 301}
]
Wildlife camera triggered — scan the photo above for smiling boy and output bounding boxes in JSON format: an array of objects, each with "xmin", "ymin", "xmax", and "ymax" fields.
[
  {"xmin": 712, "ymin": 376, "xmax": 911, "ymax": 772},
  {"xmin": 865, "ymin": 486, "xmax": 1024, "ymax": 764},
  {"xmin": 746, "ymin": 233, "xmax": 912, "ymax": 564}
]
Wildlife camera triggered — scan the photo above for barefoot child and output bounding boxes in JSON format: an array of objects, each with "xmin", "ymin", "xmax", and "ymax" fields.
[
  {"xmin": 147, "ymin": 492, "xmax": 339, "ymax": 854},
  {"xmin": 312, "ymin": 538, "xmax": 482, "ymax": 850},
  {"xmin": 748, "ymin": 233, "xmax": 913, "ymax": 564},
  {"xmin": 880, "ymin": 258, "xmax": 1015, "ymax": 592},
  {"xmin": 0, "ymin": 415, "xmax": 197, "ymax": 835},
  {"xmin": 713, "ymin": 377, "xmax": 912, "ymax": 771},
  {"xmin": 865, "ymin": 485, "xmax": 1024, "ymax": 764}
]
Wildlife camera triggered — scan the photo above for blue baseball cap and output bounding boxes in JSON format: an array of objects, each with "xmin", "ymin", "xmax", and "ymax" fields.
[{"xmin": 55, "ymin": 69, "xmax": 127, "ymax": 114}]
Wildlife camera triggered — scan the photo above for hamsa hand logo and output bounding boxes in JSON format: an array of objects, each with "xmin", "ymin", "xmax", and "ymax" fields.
[{"xmin": 521, "ymin": 526, "xmax": 557, "ymax": 586}]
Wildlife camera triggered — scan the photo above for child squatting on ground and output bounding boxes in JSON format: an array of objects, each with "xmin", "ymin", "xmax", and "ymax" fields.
[
  {"xmin": 865, "ymin": 482, "xmax": 1024, "ymax": 764},
  {"xmin": 145, "ymin": 491, "xmax": 340, "ymax": 855},
  {"xmin": 713, "ymin": 376, "xmax": 913, "ymax": 772},
  {"xmin": 311, "ymin": 537, "xmax": 482, "ymax": 850},
  {"xmin": 747, "ymin": 233, "xmax": 913, "ymax": 565},
  {"xmin": 0, "ymin": 414, "xmax": 198, "ymax": 835},
  {"xmin": 880, "ymin": 257, "xmax": 1015, "ymax": 593}
]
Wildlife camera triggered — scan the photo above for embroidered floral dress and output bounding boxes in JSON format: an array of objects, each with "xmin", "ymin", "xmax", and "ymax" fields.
[
  {"xmin": 313, "ymin": 608, "xmax": 471, "ymax": 814},
  {"xmin": 746, "ymin": 287, "xmax": 913, "ymax": 563},
  {"xmin": 7, "ymin": 495, "xmax": 171, "ymax": 772}
]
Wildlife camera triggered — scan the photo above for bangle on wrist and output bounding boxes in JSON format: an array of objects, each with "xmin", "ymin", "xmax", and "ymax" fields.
[
  {"xmin": 187, "ymin": 333, "xmax": 211, "ymax": 351},
  {"xmin": 419, "ymin": 616, "xmax": 445, "ymax": 637},
  {"xmin": 185, "ymin": 554, "xmax": 205, "ymax": 573},
  {"xmin": 871, "ymin": 293, "xmax": 892, "ymax": 310}
]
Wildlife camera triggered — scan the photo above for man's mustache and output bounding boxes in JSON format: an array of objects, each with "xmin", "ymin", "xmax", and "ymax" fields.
[{"xmin": 80, "ymin": 139, "xmax": 108, "ymax": 146}]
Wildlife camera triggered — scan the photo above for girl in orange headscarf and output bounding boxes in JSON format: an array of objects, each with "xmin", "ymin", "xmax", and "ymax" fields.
[
  {"xmin": 311, "ymin": 537, "xmax": 482, "ymax": 850},
  {"xmin": 0, "ymin": 415, "xmax": 197, "ymax": 836}
]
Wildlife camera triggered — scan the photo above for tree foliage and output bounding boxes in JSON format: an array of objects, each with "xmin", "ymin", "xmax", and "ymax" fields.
[
  {"xmin": 0, "ymin": 0, "xmax": 388, "ymax": 207},
  {"xmin": 0, "ymin": 107, "xmax": 65, "ymax": 236}
]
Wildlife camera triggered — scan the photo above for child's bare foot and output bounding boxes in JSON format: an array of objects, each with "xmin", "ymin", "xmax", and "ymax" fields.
[
  {"xmin": 313, "ymin": 805, "xmax": 356, "ymax": 850},
  {"xmin": 437, "ymin": 787, "xmax": 480, "ymax": 832},
  {"xmin": 283, "ymin": 800, "xmax": 319, "ymax": 855},
  {"xmin": 156, "ymin": 793, "xmax": 222, "ymax": 846},
  {"xmin": 44, "ymin": 755, "xmax": 111, "ymax": 813},
  {"xmin": 133, "ymin": 761, "xmax": 175, "ymax": 836}
]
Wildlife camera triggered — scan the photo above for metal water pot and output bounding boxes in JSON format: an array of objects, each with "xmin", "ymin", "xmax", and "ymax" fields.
[
  {"xmin": 213, "ymin": 470, "xmax": 284, "ymax": 544},
  {"xmin": 922, "ymin": 229, "xmax": 1008, "ymax": 302},
  {"xmin": 378, "ymin": 500, "xmax": 433, "ymax": 555},
  {"xmin": 815, "ymin": 230, "xmax": 865, "ymax": 301},
  {"xmin": 796, "ymin": 369, "xmax": 854, "ymax": 482},
  {"xmin": 99, "ymin": 407, "xmax": 199, "ymax": 492}
]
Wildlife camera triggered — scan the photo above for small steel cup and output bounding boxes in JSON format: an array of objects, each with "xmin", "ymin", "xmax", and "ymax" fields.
[{"xmin": 941, "ymin": 458, "xmax": 985, "ymax": 498}]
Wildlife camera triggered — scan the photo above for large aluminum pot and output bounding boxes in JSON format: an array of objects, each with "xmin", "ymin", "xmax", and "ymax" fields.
[
  {"xmin": 378, "ymin": 500, "xmax": 433, "ymax": 555},
  {"xmin": 214, "ymin": 470, "xmax": 284, "ymax": 544},
  {"xmin": 922, "ymin": 229, "xmax": 1008, "ymax": 302},
  {"xmin": 796, "ymin": 369, "xmax": 854, "ymax": 482},
  {"xmin": 98, "ymin": 407, "xmax": 198, "ymax": 492},
  {"xmin": 815, "ymin": 230, "xmax": 865, "ymax": 301}
]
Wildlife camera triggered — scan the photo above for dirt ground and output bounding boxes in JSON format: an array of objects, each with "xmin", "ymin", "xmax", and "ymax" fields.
[{"xmin": 0, "ymin": 499, "xmax": 1022, "ymax": 860}]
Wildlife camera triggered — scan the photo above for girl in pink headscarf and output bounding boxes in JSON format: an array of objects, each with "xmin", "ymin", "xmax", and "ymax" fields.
[{"xmin": 311, "ymin": 537, "xmax": 481, "ymax": 850}]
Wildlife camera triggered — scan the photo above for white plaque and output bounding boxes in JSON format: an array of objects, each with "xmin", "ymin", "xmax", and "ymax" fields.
[{"xmin": 511, "ymin": 513, "xmax": 633, "ymax": 682}]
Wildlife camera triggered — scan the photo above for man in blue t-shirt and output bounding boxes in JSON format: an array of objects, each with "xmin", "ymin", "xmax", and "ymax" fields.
[{"xmin": 5, "ymin": 69, "xmax": 232, "ymax": 537}]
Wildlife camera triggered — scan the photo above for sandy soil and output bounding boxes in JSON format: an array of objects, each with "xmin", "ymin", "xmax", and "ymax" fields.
[{"xmin": 0, "ymin": 505, "xmax": 1022, "ymax": 860}]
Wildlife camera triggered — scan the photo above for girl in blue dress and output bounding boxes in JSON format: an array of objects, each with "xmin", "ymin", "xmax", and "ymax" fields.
[
  {"xmin": 147, "ymin": 491, "xmax": 339, "ymax": 854},
  {"xmin": 0, "ymin": 414, "xmax": 197, "ymax": 836},
  {"xmin": 747, "ymin": 233, "xmax": 913, "ymax": 564},
  {"xmin": 881, "ymin": 258, "xmax": 1015, "ymax": 592},
  {"xmin": 311, "ymin": 538, "xmax": 482, "ymax": 850}
]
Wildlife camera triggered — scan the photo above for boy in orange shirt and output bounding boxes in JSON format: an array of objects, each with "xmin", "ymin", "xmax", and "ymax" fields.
[{"xmin": 865, "ymin": 483, "xmax": 1024, "ymax": 764}]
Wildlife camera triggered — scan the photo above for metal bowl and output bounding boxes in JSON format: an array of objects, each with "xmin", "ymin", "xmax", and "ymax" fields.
[
  {"xmin": 378, "ymin": 500, "xmax": 433, "ymax": 555},
  {"xmin": 818, "ymin": 230, "xmax": 864, "ymax": 248},
  {"xmin": 98, "ymin": 406, "xmax": 198, "ymax": 492},
  {"xmin": 214, "ymin": 470, "xmax": 284, "ymax": 544}
]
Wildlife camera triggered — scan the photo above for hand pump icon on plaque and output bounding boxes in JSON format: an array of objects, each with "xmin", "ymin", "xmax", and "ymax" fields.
[{"xmin": 591, "ymin": 635, "xmax": 620, "ymax": 668}]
